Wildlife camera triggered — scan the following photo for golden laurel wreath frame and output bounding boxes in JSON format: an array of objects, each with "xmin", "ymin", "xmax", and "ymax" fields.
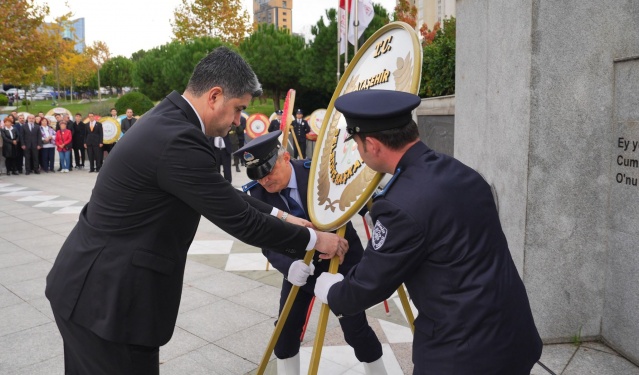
[{"xmin": 307, "ymin": 21, "xmax": 423, "ymax": 231}]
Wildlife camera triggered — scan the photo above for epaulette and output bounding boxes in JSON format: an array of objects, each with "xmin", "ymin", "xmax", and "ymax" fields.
[
  {"xmin": 242, "ymin": 180, "xmax": 260, "ymax": 193},
  {"xmin": 373, "ymin": 167, "xmax": 402, "ymax": 199},
  {"xmin": 303, "ymin": 161, "xmax": 312, "ymax": 169}
]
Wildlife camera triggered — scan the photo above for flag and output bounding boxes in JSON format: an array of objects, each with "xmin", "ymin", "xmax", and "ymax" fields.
[
  {"xmin": 338, "ymin": 0, "xmax": 351, "ymax": 55},
  {"xmin": 348, "ymin": 0, "xmax": 374, "ymax": 45}
]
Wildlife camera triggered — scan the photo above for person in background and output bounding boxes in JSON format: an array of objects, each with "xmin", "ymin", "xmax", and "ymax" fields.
[
  {"xmin": 21, "ymin": 114, "xmax": 42, "ymax": 175},
  {"xmin": 236, "ymin": 131, "xmax": 386, "ymax": 375},
  {"xmin": 1, "ymin": 116, "xmax": 19, "ymax": 175},
  {"xmin": 39, "ymin": 117, "xmax": 56, "ymax": 173},
  {"xmin": 269, "ymin": 109, "xmax": 283, "ymax": 132},
  {"xmin": 14, "ymin": 114, "xmax": 24, "ymax": 174},
  {"xmin": 72, "ymin": 113, "xmax": 86, "ymax": 170},
  {"xmin": 290, "ymin": 109, "xmax": 310, "ymax": 159},
  {"xmin": 56, "ymin": 120, "xmax": 73, "ymax": 173},
  {"xmin": 102, "ymin": 108, "xmax": 118, "ymax": 158},
  {"xmin": 120, "ymin": 108, "xmax": 136, "ymax": 134},
  {"xmin": 84, "ymin": 112, "xmax": 103, "ymax": 173},
  {"xmin": 0, "ymin": 116, "xmax": 4, "ymax": 175}
]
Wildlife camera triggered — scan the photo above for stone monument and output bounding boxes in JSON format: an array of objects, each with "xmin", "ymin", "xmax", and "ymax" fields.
[{"xmin": 455, "ymin": 0, "xmax": 639, "ymax": 364}]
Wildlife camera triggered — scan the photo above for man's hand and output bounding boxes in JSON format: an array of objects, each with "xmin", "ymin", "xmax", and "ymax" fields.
[
  {"xmin": 314, "ymin": 231, "xmax": 348, "ymax": 264},
  {"xmin": 287, "ymin": 260, "xmax": 315, "ymax": 286},
  {"xmin": 314, "ymin": 273, "xmax": 344, "ymax": 304},
  {"xmin": 285, "ymin": 214, "xmax": 314, "ymax": 229}
]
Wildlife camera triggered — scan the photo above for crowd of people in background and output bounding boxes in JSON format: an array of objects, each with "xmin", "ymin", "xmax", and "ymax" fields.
[{"xmin": 0, "ymin": 108, "xmax": 137, "ymax": 176}]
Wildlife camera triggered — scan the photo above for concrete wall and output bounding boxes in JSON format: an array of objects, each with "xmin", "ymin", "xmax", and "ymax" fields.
[
  {"xmin": 456, "ymin": 0, "xmax": 639, "ymax": 363},
  {"xmin": 416, "ymin": 95, "xmax": 455, "ymax": 156}
]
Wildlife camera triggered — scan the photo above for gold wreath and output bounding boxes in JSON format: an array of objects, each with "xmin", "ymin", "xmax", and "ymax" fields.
[{"xmin": 394, "ymin": 52, "xmax": 413, "ymax": 92}]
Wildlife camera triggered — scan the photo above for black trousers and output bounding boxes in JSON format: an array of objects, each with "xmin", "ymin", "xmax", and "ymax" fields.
[
  {"xmin": 5, "ymin": 156, "xmax": 17, "ymax": 173},
  {"xmin": 274, "ymin": 280, "xmax": 382, "ymax": 363},
  {"xmin": 23, "ymin": 147, "xmax": 39, "ymax": 172},
  {"xmin": 16, "ymin": 146, "xmax": 23, "ymax": 171},
  {"xmin": 53, "ymin": 312, "xmax": 159, "ymax": 375},
  {"xmin": 87, "ymin": 144, "xmax": 103, "ymax": 171},
  {"xmin": 293, "ymin": 141, "xmax": 307, "ymax": 159},
  {"xmin": 214, "ymin": 147, "xmax": 232, "ymax": 183},
  {"xmin": 73, "ymin": 146, "xmax": 85, "ymax": 167}
]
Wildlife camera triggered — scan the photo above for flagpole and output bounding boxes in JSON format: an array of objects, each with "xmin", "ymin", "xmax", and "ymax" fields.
[
  {"xmin": 337, "ymin": 4, "xmax": 341, "ymax": 84},
  {"xmin": 354, "ymin": 0, "xmax": 359, "ymax": 54},
  {"xmin": 344, "ymin": 0, "xmax": 349, "ymax": 70}
]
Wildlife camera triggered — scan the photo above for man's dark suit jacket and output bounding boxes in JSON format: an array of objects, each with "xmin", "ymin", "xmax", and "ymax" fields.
[
  {"xmin": 248, "ymin": 160, "xmax": 364, "ymax": 294},
  {"xmin": 71, "ymin": 121, "xmax": 86, "ymax": 149},
  {"xmin": 46, "ymin": 91, "xmax": 312, "ymax": 347},
  {"xmin": 84, "ymin": 121, "xmax": 103, "ymax": 145},
  {"xmin": 121, "ymin": 117, "xmax": 137, "ymax": 133},
  {"xmin": 21, "ymin": 123, "xmax": 42, "ymax": 149}
]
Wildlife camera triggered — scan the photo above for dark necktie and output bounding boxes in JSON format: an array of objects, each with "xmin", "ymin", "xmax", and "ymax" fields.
[{"xmin": 283, "ymin": 188, "xmax": 306, "ymax": 219}]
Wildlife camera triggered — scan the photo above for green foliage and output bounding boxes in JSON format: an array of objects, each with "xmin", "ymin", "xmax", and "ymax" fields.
[
  {"xmin": 300, "ymin": 5, "xmax": 390, "ymax": 109},
  {"xmin": 0, "ymin": 94, "xmax": 8, "ymax": 106},
  {"xmin": 420, "ymin": 17, "xmax": 456, "ymax": 98},
  {"xmin": 132, "ymin": 37, "xmax": 230, "ymax": 101},
  {"xmin": 101, "ymin": 56, "xmax": 134, "ymax": 90},
  {"xmin": 239, "ymin": 24, "xmax": 305, "ymax": 110},
  {"xmin": 115, "ymin": 92, "xmax": 155, "ymax": 116},
  {"xmin": 572, "ymin": 325, "xmax": 583, "ymax": 346}
]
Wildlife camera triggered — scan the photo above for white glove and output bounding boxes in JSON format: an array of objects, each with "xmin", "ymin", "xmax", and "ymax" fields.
[
  {"xmin": 314, "ymin": 273, "xmax": 344, "ymax": 304},
  {"xmin": 287, "ymin": 260, "xmax": 315, "ymax": 286}
]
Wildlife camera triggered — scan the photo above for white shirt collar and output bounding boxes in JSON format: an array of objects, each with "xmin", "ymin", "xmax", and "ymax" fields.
[{"xmin": 181, "ymin": 95, "xmax": 206, "ymax": 133}]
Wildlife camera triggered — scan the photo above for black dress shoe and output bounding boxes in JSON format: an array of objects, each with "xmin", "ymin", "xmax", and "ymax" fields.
[
  {"xmin": 34, "ymin": 171, "xmax": 40, "ymax": 174},
  {"xmin": 25, "ymin": 172, "xmax": 30, "ymax": 175}
]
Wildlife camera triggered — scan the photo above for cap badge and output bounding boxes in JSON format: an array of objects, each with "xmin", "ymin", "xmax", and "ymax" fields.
[{"xmin": 243, "ymin": 152, "xmax": 255, "ymax": 162}]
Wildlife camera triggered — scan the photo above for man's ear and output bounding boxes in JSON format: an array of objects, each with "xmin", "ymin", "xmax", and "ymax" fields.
[
  {"xmin": 207, "ymin": 87, "xmax": 223, "ymax": 109},
  {"xmin": 367, "ymin": 137, "xmax": 382, "ymax": 156},
  {"xmin": 283, "ymin": 151, "xmax": 291, "ymax": 163}
]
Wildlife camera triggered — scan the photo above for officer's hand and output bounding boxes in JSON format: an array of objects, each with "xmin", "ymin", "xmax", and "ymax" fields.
[
  {"xmin": 285, "ymin": 214, "xmax": 314, "ymax": 229},
  {"xmin": 314, "ymin": 231, "xmax": 348, "ymax": 264},
  {"xmin": 314, "ymin": 273, "xmax": 344, "ymax": 304},
  {"xmin": 287, "ymin": 260, "xmax": 315, "ymax": 286}
]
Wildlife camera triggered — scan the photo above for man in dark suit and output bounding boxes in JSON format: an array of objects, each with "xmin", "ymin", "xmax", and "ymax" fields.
[
  {"xmin": 45, "ymin": 47, "xmax": 348, "ymax": 374},
  {"xmin": 84, "ymin": 112, "xmax": 103, "ymax": 172},
  {"xmin": 268, "ymin": 109, "xmax": 283, "ymax": 133},
  {"xmin": 291, "ymin": 109, "xmax": 310, "ymax": 159},
  {"xmin": 13, "ymin": 114, "xmax": 25, "ymax": 173},
  {"xmin": 208, "ymin": 133, "xmax": 233, "ymax": 182},
  {"xmin": 71, "ymin": 113, "xmax": 86, "ymax": 169},
  {"xmin": 315, "ymin": 90, "xmax": 542, "ymax": 374},
  {"xmin": 237, "ymin": 131, "xmax": 386, "ymax": 374},
  {"xmin": 20, "ymin": 114, "xmax": 42, "ymax": 174},
  {"xmin": 120, "ymin": 108, "xmax": 137, "ymax": 134}
]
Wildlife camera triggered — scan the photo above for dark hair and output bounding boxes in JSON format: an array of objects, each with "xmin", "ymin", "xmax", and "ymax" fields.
[
  {"xmin": 359, "ymin": 120, "xmax": 420, "ymax": 150},
  {"xmin": 186, "ymin": 46, "xmax": 262, "ymax": 99},
  {"xmin": 75, "ymin": 112, "xmax": 82, "ymax": 116},
  {"xmin": 110, "ymin": 108, "xmax": 116, "ymax": 111}
]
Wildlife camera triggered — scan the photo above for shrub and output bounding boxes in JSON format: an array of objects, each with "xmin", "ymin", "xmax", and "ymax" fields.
[
  {"xmin": 0, "ymin": 94, "xmax": 8, "ymax": 106},
  {"xmin": 115, "ymin": 91, "xmax": 154, "ymax": 116},
  {"xmin": 21, "ymin": 99, "xmax": 31, "ymax": 106}
]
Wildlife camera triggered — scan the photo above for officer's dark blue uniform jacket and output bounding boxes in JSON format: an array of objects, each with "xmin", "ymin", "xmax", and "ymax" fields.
[
  {"xmin": 327, "ymin": 142, "xmax": 542, "ymax": 374},
  {"xmin": 247, "ymin": 160, "xmax": 365, "ymax": 293}
]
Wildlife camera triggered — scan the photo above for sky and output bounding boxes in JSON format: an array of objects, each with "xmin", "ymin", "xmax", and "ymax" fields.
[{"xmin": 38, "ymin": 0, "xmax": 398, "ymax": 58}]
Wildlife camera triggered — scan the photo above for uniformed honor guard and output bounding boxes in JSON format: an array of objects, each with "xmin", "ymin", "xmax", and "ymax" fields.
[
  {"xmin": 314, "ymin": 90, "xmax": 543, "ymax": 374},
  {"xmin": 291, "ymin": 109, "xmax": 311, "ymax": 159},
  {"xmin": 269, "ymin": 109, "xmax": 284, "ymax": 133},
  {"xmin": 236, "ymin": 131, "xmax": 386, "ymax": 375}
]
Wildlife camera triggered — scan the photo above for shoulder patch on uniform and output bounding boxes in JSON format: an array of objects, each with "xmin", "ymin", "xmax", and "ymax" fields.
[
  {"xmin": 242, "ymin": 180, "xmax": 260, "ymax": 193},
  {"xmin": 303, "ymin": 161, "xmax": 312, "ymax": 169},
  {"xmin": 373, "ymin": 168, "xmax": 402, "ymax": 200},
  {"xmin": 372, "ymin": 220, "xmax": 388, "ymax": 250}
]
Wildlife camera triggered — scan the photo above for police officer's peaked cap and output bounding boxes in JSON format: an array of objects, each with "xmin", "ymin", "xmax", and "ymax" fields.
[
  {"xmin": 276, "ymin": 110, "xmax": 283, "ymax": 115},
  {"xmin": 233, "ymin": 130, "xmax": 282, "ymax": 180},
  {"xmin": 334, "ymin": 90, "xmax": 421, "ymax": 141},
  {"xmin": 296, "ymin": 108, "xmax": 304, "ymax": 115}
]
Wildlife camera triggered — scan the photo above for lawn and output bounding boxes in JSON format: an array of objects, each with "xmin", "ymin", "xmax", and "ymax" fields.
[{"xmin": 1, "ymin": 95, "xmax": 282, "ymax": 117}]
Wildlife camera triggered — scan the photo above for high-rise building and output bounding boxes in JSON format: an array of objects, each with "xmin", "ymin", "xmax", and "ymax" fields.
[
  {"xmin": 253, "ymin": 0, "xmax": 293, "ymax": 31},
  {"xmin": 67, "ymin": 18, "xmax": 86, "ymax": 53},
  {"xmin": 400, "ymin": 0, "xmax": 455, "ymax": 31}
]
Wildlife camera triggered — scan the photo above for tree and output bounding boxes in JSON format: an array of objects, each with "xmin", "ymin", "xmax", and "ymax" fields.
[
  {"xmin": 163, "ymin": 37, "xmax": 229, "ymax": 93},
  {"xmin": 299, "ymin": 5, "xmax": 390, "ymax": 108},
  {"xmin": 239, "ymin": 24, "xmax": 305, "ymax": 110},
  {"xmin": 171, "ymin": 0, "xmax": 251, "ymax": 45},
  {"xmin": 132, "ymin": 45, "xmax": 173, "ymax": 101},
  {"xmin": 0, "ymin": 0, "xmax": 50, "ymax": 87},
  {"xmin": 420, "ymin": 21, "xmax": 441, "ymax": 45},
  {"xmin": 393, "ymin": 0, "xmax": 417, "ymax": 29},
  {"xmin": 420, "ymin": 17, "xmax": 456, "ymax": 98},
  {"xmin": 58, "ymin": 52, "xmax": 96, "ymax": 101},
  {"xmin": 86, "ymin": 41, "xmax": 111, "ymax": 100},
  {"xmin": 101, "ymin": 56, "xmax": 134, "ymax": 94}
]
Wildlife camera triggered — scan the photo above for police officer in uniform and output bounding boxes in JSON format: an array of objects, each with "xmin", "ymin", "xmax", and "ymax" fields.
[
  {"xmin": 290, "ymin": 109, "xmax": 310, "ymax": 159},
  {"xmin": 235, "ymin": 131, "xmax": 386, "ymax": 375},
  {"xmin": 268, "ymin": 109, "xmax": 283, "ymax": 133},
  {"xmin": 314, "ymin": 90, "xmax": 543, "ymax": 374}
]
